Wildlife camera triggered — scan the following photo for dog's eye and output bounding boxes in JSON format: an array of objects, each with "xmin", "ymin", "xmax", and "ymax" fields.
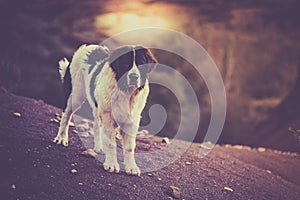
[{"xmin": 138, "ymin": 64, "xmax": 152, "ymax": 74}]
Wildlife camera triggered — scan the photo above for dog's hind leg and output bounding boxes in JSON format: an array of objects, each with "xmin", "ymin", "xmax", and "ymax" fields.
[{"xmin": 53, "ymin": 70, "xmax": 86, "ymax": 146}]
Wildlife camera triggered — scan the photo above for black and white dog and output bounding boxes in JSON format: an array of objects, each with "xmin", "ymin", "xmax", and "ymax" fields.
[{"xmin": 53, "ymin": 44, "xmax": 157, "ymax": 176}]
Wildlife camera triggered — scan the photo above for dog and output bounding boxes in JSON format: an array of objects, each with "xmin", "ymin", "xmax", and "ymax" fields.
[{"xmin": 53, "ymin": 44, "xmax": 157, "ymax": 176}]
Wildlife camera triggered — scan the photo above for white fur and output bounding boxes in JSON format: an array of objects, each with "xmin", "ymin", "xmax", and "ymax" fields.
[
  {"xmin": 58, "ymin": 58, "xmax": 69, "ymax": 82},
  {"xmin": 53, "ymin": 44, "xmax": 150, "ymax": 176}
]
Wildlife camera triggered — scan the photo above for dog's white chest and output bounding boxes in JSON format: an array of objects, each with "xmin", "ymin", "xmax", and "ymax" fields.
[{"xmin": 111, "ymin": 92, "xmax": 132, "ymax": 124}]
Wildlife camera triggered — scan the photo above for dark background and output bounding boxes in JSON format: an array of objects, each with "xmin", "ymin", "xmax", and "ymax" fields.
[{"xmin": 0, "ymin": 0, "xmax": 300, "ymax": 151}]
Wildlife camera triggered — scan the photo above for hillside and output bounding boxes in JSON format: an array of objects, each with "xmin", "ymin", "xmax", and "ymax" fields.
[{"xmin": 0, "ymin": 89, "xmax": 299, "ymax": 200}]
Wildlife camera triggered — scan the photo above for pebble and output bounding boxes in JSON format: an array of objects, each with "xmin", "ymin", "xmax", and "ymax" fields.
[
  {"xmin": 11, "ymin": 184, "xmax": 16, "ymax": 190},
  {"xmin": 55, "ymin": 116, "xmax": 61, "ymax": 121},
  {"xmin": 167, "ymin": 185, "xmax": 180, "ymax": 199},
  {"xmin": 71, "ymin": 169, "xmax": 77, "ymax": 174},
  {"xmin": 78, "ymin": 182, "xmax": 83, "ymax": 185},
  {"xmin": 50, "ymin": 118, "xmax": 59, "ymax": 123},
  {"xmin": 162, "ymin": 137, "xmax": 170, "ymax": 144},
  {"xmin": 224, "ymin": 186, "xmax": 233, "ymax": 192},
  {"xmin": 72, "ymin": 129, "xmax": 78, "ymax": 134},
  {"xmin": 233, "ymin": 145, "xmax": 243, "ymax": 149},
  {"xmin": 81, "ymin": 149, "xmax": 97, "ymax": 158},
  {"xmin": 80, "ymin": 132, "xmax": 90, "ymax": 138},
  {"xmin": 157, "ymin": 177, "xmax": 162, "ymax": 181},
  {"xmin": 258, "ymin": 147, "xmax": 266, "ymax": 152},
  {"xmin": 185, "ymin": 161, "xmax": 192, "ymax": 165},
  {"xmin": 13, "ymin": 112, "xmax": 21, "ymax": 117},
  {"xmin": 88, "ymin": 130, "xmax": 94, "ymax": 135}
]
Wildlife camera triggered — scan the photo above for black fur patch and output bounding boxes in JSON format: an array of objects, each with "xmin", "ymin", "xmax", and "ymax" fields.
[
  {"xmin": 134, "ymin": 46, "xmax": 157, "ymax": 88},
  {"xmin": 86, "ymin": 47, "xmax": 109, "ymax": 74},
  {"xmin": 109, "ymin": 45, "xmax": 157, "ymax": 92},
  {"xmin": 109, "ymin": 46, "xmax": 134, "ymax": 91},
  {"xmin": 88, "ymin": 47, "xmax": 110, "ymax": 107}
]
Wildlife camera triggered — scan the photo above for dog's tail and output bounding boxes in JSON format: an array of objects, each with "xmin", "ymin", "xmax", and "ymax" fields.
[{"xmin": 58, "ymin": 57, "xmax": 70, "ymax": 83}]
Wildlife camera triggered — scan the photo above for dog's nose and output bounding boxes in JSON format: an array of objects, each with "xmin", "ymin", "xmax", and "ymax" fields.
[{"xmin": 129, "ymin": 73, "xmax": 139, "ymax": 81}]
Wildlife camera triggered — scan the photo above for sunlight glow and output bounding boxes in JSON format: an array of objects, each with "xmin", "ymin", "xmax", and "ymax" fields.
[{"xmin": 95, "ymin": 0, "xmax": 184, "ymax": 37}]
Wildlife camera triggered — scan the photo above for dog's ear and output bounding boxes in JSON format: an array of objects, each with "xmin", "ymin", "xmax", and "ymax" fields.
[{"xmin": 135, "ymin": 46, "xmax": 158, "ymax": 74}]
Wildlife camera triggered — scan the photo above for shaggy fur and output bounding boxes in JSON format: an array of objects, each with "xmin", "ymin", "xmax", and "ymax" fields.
[{"xmin": 53, "ymin": 44, "xmax": 157, "ymax": 176}]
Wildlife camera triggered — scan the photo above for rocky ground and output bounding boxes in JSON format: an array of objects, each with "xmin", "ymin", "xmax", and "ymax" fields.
[{"xmin": 0, "ymin": 89, "xmax": 299, "ymax": 200}]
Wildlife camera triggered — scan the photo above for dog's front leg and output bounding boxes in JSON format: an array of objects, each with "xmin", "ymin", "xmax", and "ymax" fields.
[
  {"xmin": 93, "ymin": 115, "xmax": 103, "ymax": 153},
  {"xmin": 122, "ymin": 123, "xmax": 140, "ymax": 176},
  {"xmin": 101, "ymin": 113, "xmax": 120, "ymax": 173}
]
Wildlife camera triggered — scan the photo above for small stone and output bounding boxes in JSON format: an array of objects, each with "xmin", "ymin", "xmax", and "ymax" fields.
[
  {"xmin": 224, "ymin": 186, "xmax": 233, "ymax": 192},
  {"xmin": 81, "ymin": 149, "xmax": 97, "ymax": 158},
  {"xmin": 147, "ymin": 173, "xmax": 153, "ymax": 176},
  {"xmin": 69, "ymin": 122, "xmax": 75, "ymax": 127},
  {"xmin": 258, "ymin": 147, "xmax": 266, "ymax": 152},
  {"xmin": 157, "ymin": 177, "xmax": 162, "ymax": 181},
  {"xmin": 72, "ymin": 129, "xmax": 78, "ymax": 134},
  {"xmin": 55, "ymin": 113, "xmax": 61, "ymax": 117},
  {"xmin": 162, "ymin": 137, "xmax": 170, "ymax": 144},
  {"xmin": 78, "ymin": 182, "xmax": 83, "ymax": 185},
  {"xmin": 233, "ymin": 145, "xmax": 243, "ymax": 149},
  {"xmin": 167, "ymin": 185, "xmax": 180, "ymax": 199},
  {"xmin": 79, "ymin": 132, "xmax": 90, "ymax": 138},
  {"xmin": 266, "ymin": 170, "xmax": 272, "ymax": 174},
  {"xmin": 185, "ymin": 161, "xmax": 192, "ymax": 165},
  {"xmin": 108, "ymin": 183, "xmax": 112, "ymax": 186},
  {"xmin": 55, "ymin": 116, "xmax": 61, "ymax": 121},
  {"xmin": 50, "ymin": 118, "xmax": 59, "ymax": 123},
  {"xmin": 88, "ymin": 130, "xmax": 94, "ymax": 135},
  {"xmin": 11, "ymin": 184, "xmax": 16, "ymax": 190},
  {"xmin": 71, "ymin": 169, "xmax": 77, "ymax": 174},
  {"xmin": 13, "ymin": 112, "xmax": 21, "ymax": 117}
]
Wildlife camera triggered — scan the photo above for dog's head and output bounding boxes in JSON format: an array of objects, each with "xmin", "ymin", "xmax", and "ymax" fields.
[{"xmin": 109, "ymin": 45, "xmax": 157, "ymax": 92}]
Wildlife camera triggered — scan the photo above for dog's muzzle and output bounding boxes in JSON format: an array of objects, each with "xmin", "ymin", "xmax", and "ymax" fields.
[{"xmin": 128, "ymin": 73, "xmax": 139, "ymax": 87}]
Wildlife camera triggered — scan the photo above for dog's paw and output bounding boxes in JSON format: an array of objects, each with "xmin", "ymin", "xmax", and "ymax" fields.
[
  {"xmin": 53, "ymin": 135, "xmax": 68, "ymax": 146},
  {"xmin": 103, "ymin": 159, "xmax": 120, "ymax": 173},
  {"xmin": 125, "ymin": 162, "xmax": 141, "ymax": 176}
]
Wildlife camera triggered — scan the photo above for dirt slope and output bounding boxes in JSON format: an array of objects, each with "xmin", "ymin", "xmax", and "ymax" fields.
[{"xmin": 0, "ymin": 89, "xmax": 299, "ymax": 200}]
